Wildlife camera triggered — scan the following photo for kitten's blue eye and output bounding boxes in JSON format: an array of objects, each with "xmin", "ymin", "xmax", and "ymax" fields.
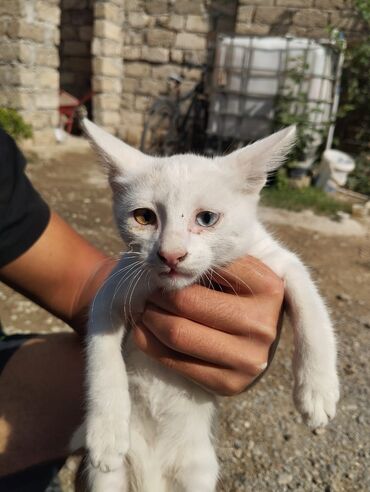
[{"xmin": 196, "ymin": 211, "xmax": 220, "ymax": 227}]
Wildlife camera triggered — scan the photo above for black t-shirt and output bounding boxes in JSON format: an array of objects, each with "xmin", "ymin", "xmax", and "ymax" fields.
[{"xmin": 0, "ymin": 128, "xmax": 50, "ymax": 268}]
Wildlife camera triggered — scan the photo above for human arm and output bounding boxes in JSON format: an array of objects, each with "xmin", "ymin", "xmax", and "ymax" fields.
[{"xmin": 0, "ymin": 211, "xmax": 114, "ymax": 335}]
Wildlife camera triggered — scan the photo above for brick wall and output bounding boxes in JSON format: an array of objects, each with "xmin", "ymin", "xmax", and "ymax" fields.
[{"xmin": 0, "ymin": 0, "xmax": 60, "ymax": 137}]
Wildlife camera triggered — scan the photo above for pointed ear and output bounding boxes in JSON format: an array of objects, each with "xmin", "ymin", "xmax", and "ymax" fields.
[
  {"xmin": 221, "ymin": 126, "xmax": 296, "ymax": 193},
  {"xmin": 80, "ymin": 117, "xmax": 149, "ymax": 185}
]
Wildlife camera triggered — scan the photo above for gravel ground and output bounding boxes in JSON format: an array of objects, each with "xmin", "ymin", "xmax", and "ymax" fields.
[{"xmin": 1, "ymin": 140, "xmax": 369, "ymax": 491}]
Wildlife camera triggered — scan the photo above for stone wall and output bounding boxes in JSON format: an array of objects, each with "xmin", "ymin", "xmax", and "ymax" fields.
[
  {"xmin": 235, "ymin": 0, "xmax": 366, "ymax": 40},
  {"xmin": 0, "ymin": 0, "xmax": 366, "ymax": 142},
  {"xmin": 0, "ymin": 0, "xmax": 60, "ymax": 136},
  {"xmin": 59, "ymin": 0, "xmax": 94, "ymax": 101},
  {"xmin": 92, "ymin": 0, "xmax": 125, "ymax": 133},
  {"xmin": 120, "ymin": 0, "xmax": 240, "ymax": 145}
]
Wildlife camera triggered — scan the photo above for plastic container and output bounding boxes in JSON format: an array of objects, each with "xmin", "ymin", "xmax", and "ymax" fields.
[
  {"xmin": 208, "ymin": 36, "xmax": 338, "ymax": 146},
  {"xmin": 315, "ymin": 149, "xmax": 355, "ymax": 190}
]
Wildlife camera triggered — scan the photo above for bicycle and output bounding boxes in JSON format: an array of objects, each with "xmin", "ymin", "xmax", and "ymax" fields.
[{"xmin": 140, "ymin": 65, "xmax": 209, "ymax": 156}]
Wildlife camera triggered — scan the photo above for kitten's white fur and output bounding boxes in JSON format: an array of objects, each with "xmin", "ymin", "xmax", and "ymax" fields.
[{"xmin": 72, "ymin": 120, "xmax": 339, "ymax": 492}]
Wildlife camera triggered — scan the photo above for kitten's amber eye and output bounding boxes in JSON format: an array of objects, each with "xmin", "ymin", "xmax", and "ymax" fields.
[
  {"xmin": 133, "ymin": 208, "xmax": 157, "ymax": 226},
  {"xmin": 196, "ymin": 211, "xmax": 220, "ymax": 227}
]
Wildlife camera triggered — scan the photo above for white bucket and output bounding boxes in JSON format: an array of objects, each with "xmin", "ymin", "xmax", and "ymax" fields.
[{"xmin": 316, "ymin": 149, "xmax": 355, "ymax": 189}]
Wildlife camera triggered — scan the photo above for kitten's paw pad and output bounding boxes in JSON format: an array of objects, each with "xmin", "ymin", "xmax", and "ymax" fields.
[{"xmin": 294, "ymin": 379, "xmax": 339, "ymax": 429}]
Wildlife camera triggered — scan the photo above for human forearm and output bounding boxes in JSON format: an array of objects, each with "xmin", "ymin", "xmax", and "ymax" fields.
[{"xmin": 0, "ymin": 212, "xmax": 114, "ymax": 334}]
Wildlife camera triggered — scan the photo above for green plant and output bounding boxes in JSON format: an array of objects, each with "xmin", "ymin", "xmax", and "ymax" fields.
[
  {"xmin": 347, "ymin": 153, "xmax": 370, "ymax": 196},
  {"xmin": 0, "ymin": 108, "xmax": 33, "ymax": 140},
  {"xmin": 334, "ymin": 1, "xmax": 370, "ymax": 153},
  {"xmin": 274, "ymin": 56, "xmax": 326, "ymax": 164}
]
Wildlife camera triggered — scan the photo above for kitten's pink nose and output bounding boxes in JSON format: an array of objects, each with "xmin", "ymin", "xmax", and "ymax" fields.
[{"xmin": 157, "ymin": 249, "xmax": 188, "ymax": 268}]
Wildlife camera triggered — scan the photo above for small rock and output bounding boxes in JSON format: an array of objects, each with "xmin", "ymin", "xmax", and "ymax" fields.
[
  {"xmin": 336, "ymin": 293, "xmax": 351, "ymax": 302},
  {"xmin": 278, "ymin": 473, "xmax": 293, "ymax": 485},
  {"xmin": 313, "ymin": 427, "xmax": 326, "ymax": 435}
]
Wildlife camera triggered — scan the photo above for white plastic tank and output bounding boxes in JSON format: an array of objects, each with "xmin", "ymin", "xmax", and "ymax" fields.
[
  {"xmin": 208, "ymin": 36, "xmax": 337, "ymax": 146},
  {"xmin": 315, "ymin": 149, "xmax": 355, "ymax": 190}
]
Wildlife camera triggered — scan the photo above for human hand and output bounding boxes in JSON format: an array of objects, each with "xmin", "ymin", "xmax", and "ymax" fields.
[{"xmin": 133, "ymin": 256, "xmax": 284, "ymax": 396}]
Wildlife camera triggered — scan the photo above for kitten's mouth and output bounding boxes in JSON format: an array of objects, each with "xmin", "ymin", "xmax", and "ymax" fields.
[{"xmin": 159, "ymin": 268, "xmax": 193, "ymax": 279}]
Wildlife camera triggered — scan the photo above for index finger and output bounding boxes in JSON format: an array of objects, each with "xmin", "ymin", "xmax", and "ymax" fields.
[{"xmin": 212, "ymin": 255, "xmax": 283, "ymax": 296}]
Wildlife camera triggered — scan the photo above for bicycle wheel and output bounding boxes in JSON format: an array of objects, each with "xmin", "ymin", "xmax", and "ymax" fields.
[{"xmin": 140, "ymin": 99, "xmax": 178, "ymax": 156}]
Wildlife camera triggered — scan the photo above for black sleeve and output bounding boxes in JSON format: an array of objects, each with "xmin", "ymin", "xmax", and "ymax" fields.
[{"xmin": 0, "ymin": 128, "xmax": 50, "ymax": 268}]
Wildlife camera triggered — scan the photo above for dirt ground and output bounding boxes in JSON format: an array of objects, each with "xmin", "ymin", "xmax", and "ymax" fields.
[{"xmin": 1, "ymin": 139, "xmax": 369, "ymax": 491}]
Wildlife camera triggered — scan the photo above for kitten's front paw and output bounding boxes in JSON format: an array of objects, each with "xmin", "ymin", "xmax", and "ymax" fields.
[
  {"xmin": 294, "ymin": 373, "xmax": 340, "ymax": 429},
  {"xmin": 87, "ymin": 416, "xmax": 130, "ymax": 473}
]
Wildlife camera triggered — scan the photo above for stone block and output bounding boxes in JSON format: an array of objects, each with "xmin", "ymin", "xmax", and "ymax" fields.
[
  {"xmin": 94, "ymin": 2, "xmax": 121, "ymax": 22},
  {"xmin": 121, "ymin": 93, "xmax": 135, "ymax": 110},
  {"xmin": 255, "ymin": 7, "xmax": 287, "ymax": 25},
  {"xmin": 237, "ymin": 6, "xmax": 254, "ymax": 24},
  {"xmin": 92, "ymin": 76, "xmax": 120, "ymax": 93},
  {"xmin": 330, "ymin": 11, "xmax": 363, "ymax": 30},
  {"xmin": 79, "ymin": 25, "xmax": 93, "ymax": 41},
  {"xmin": 94, "ymin": 110, "xmax": 121, "ymax": 126},
  {"xmin": 92, "ymin": 38, "xmax": 122, "ymax": 57},
  {"xmin": 63, "ymin": 41, "xmax": 90, "ymax": 56},
  {"xmin": 240, "ymin": 0, "xmax": 273, "ymax": 4},
  {"xmin": 94, "ymin": 93, "xmax": 121, "ymax": 111},
  {"xmin": 121, "ymin": 110, "xmax": 143, "ymax": 126},
  {"xmin": 175, "ymin": 32, "xmax": 206, "ymax": 51},
  {"xmin": 277, "ymin": 0, "xmax": 314, "ymax": 5},
  {"xmin": 157, "ymin": 14, "xmax": 185, "ymax": 31},
  {"xmin": 139, "ymin": 78, "xmax": 166, "ymax": 96},
  {"xmin": 125, "ymin": 62, "xmax": 151, "ymax": 78},
  {"xmin": 174, "ymin": 3, "xmax": 203, "ymax": 15},
  {"xmin": 93, "ymin": 57, "xmax": 122, "ymax": 77},
  {"xmin": 141, "ymin": 46, "xmax": 169, "ymax": 63},
  {"xmin": 186, "ymin": 15, "xmax": 209, "ymax": 34},
  {"xmin": 170, "ymin": 49, "xmax": 184, "ymax": 64},
  {"xmin": 36, "ymin": 47, "xmax": 59, "ymax": 68},
  {"xmin": 126, "ymin": 31, "xmax": 144, "ymax": 46},
  {"xmin": 293, "ymin": 9, "xmax": 328, "ymax": 28},
  {"xmin": 314, "ymin": 0, "xmax": 347, "ymax": 6},
  {"xmin": 39, "ymin": 68, "xmax": 59, "ymax": 88},
  {"xmin": 62, "ymin": 57, "xmax": 92, "ymax": 73},
  {"xmin": 128, "ymin": 12, "xmax": 150, "ymax": 28},
  {"xmin": 0, "ymin": 88, "xmax": 35, "ymax": 109},
  {"xmin": 122, "ymin": 125, "xmax": 143, "ymax": 147},
  {"xmin": 235, "ymin": 22, "xmax": 270, "ymax": 35},
  {"xmin": 0, "ymin": 0, "xmax": 24, "ymax": 16},
  {"xmin": 125, "ymin": 0, "xmax": 144, "ymax": 11},
  {"xmin": 8, "ymin": 20, "xmax": 45, "ymax": 43},
  {"xmin": 61, "ymin": 25, "xmax": 77, "ymax": 41},
  {"xmin": 35, "ymin": 91, "xmax": 59, "ymax": 110},
  {"xmin": 94, "ymin": 20, "xmax": 122, "ymax": 41},
  {"xmin": 17, "ymin": 43, "xmax": 35, "ymax": 64},
  {"xmin": 146, "ymin": 29, "xmax": 175, "ymax": 48},
  {"xmin": 135, "ymin": 95, "xmax": 150, "ymax": 112},
  {"xmin": 151, "ymin": 64, "xmax": 181, "ymax": 80},
  {"xmin": 62, "ymin": 0, "xmax": 88, "ymax": 9},
  {"xmin": 60, "ymin": 72, "xmax": 75, "ymax": 85},
  {"xmin": 123, "ymin": 46, "xmax": 142, "ymax": 60},
  {"xmin": 36, "ymin": 1, "xmax": 60, "ymax": 25},
  {"xmin": 145, "ymin": 0, "xmax": 168, "ymax": 15},
  {"xmin": 0, "ymin": 43, "xmax": 17, "ymax": 63},
  {"xmin": 122, "ymin": 77, "xmax": 138, "ymax": 94}
]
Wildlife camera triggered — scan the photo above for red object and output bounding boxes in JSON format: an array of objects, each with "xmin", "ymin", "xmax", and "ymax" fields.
[{"xmin": 59, "ymin": 89, "xmax": 93, "ymax": 133}]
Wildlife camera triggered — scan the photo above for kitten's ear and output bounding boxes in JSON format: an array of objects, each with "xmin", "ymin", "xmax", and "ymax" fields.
[
  {"xmin": 80, "ymin": 117, "xmax": 149, "ymax": 185},
  {"xmin": 221, "ymin": 126, "xmax": 296, "ymax": 193}
]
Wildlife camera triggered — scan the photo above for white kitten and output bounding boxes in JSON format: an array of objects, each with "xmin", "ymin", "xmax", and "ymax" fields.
[{"xmin": 73, "ymin": 119, "xmax": 339, "ymax": 492}]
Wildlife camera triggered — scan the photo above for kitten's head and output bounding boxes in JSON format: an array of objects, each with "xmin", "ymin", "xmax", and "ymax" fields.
[{"xmin": 82, "ymin": 118, "xmax": 295, "ymax": 289}]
